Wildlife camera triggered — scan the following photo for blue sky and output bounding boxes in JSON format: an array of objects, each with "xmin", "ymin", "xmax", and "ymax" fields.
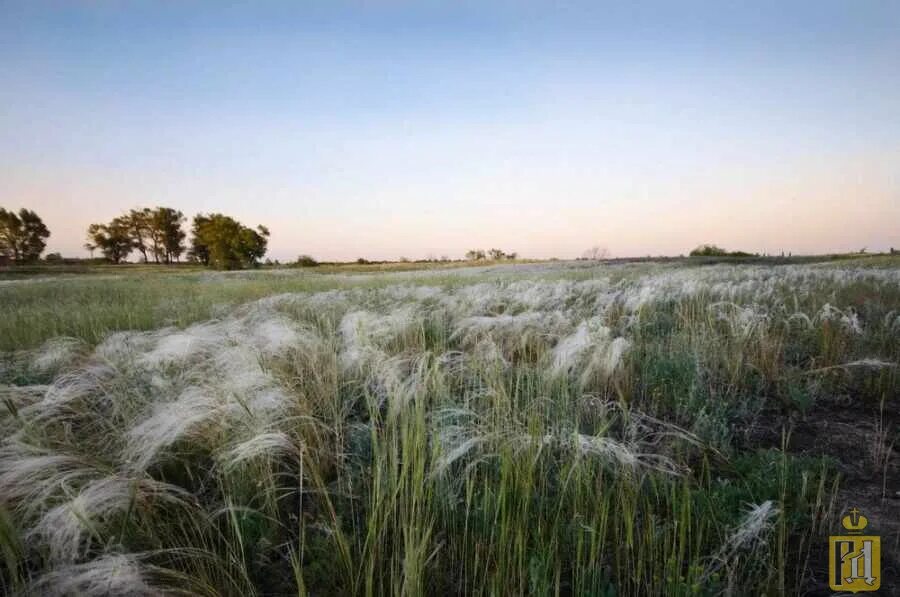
[{"xmin": 1, "ymin": 1, "xmax": 898, "ymax": 260}]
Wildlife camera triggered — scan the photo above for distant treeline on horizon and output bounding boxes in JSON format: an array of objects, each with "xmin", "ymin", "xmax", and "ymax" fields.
[
  {"xmin": 1, "ymin": 206, "xmax": 270, "ymax": 270},
  {"xmin": 2, "ymin": 206, "xmax": 895, "ymax": 269}
]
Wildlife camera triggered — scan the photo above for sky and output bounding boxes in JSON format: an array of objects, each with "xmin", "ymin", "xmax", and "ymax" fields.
[{"xmin": 1, "ymin": 1, "xmax": 898, "ymax": 261}]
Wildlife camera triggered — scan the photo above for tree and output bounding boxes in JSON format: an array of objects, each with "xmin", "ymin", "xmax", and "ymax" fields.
[
  {"xmin": 241, "ymin": 224, "xmax": 269, "ymax": 265},
  {"xmin": 0, "ymin": 208, "xmax": 51, "ymax": 262},
  {"xmin": 488, "ymin": 248, "xmax": 505, "ymax": 260},
  {"xmin": 189, "ymin": 215, "xmax": 212, "ymax": 265},
  {"xmin": 189, "ymin": 213, "xmax": 270, "ymax": 270},
  {"xmin": 150, "ymin": 207, "xmax": 186, "ymax": 263},
  {"xmin": 86, "ymin": 217, "xmax": 133, "ymax": 263},
  {"xmin": 689, "ymin": 244, "xmax": 728, "ymax": 257},
  {"xmin": 125, "ymin": 208, "xmax": 153, "ymax": 263},
  {"xmin": 295, "ymin": 255, "xmax": 318, "ymax": 267},
  {"xmin": 689, "ymin": 245, "xmax": 755, "ymax": 258},
  {"xmin": 465, "ymin": 249, "xmax": 486, "ymax": 261},
  {"xmin": 582, "ymin": 245, "xmax": 609, "ymax": 260},
  {"xmin": 92, "ymin": 206, "xmax": 186, "ymax": 265}
]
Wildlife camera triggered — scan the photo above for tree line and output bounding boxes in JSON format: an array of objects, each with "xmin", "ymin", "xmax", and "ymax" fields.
[
  {"xmin": 0, "ymin": 206, "xmax": 270, "ymax": 269},
  {"xmin": 86, "ymin": 208, "xmax": 186, "ymax": 264},
  {"xmin": 465, "ymin": 248, "xmax": 518, "ymax": 261},
  {"xmin": 86, "ymin": 208, "xmax": 270, "ymax": 269},
  {"xmin": 689, "ymin": 244, "xmax": 755, "ymax": 258}
]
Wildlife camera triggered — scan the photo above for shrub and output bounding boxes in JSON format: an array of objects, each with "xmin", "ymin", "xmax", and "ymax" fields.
[
  {"xmin": 690, "ymin": 244, "xmax": 729, "ymax": 257},
  {"xmin": 690, "ymin": 245, "xmax": 757, "ymax": 258}
]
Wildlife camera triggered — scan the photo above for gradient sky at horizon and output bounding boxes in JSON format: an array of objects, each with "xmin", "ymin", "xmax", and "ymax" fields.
[{"xmin": 1, "ymin": 1, "xmax": 898, "ymax": 261}]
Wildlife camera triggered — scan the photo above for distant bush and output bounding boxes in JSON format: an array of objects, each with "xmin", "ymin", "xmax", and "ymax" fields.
[
  {"xmin": 44, "ymin": 252, "xmax": 63, "ymax": 262},
  {"xmin": 467, "ymin": 248, "xmax": 517, "ymax": 261},
  {"xmin": 582, "ymin": 245, "xmax": 610, "ymax": 260},
  {"xmin": 690, "ymin": 245, "xmax": 757, "ymax": 258},
  {"xmin": 295, "ymin": 255, "xmax": 318, "ymax": 267},
  {"xmin": 689, "ymin": 244, "xmax": 729, "ymax": 257}
]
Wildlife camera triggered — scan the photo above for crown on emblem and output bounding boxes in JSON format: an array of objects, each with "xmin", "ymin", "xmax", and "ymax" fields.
[{"xmin": 841, "ymin": 507, "xmax": 868, "ymax": 533}]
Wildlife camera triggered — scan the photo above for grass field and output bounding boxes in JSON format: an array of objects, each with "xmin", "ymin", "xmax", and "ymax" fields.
[{"xmin": 1, "ymin": 257, "xmax": 898, "ymax": 595}]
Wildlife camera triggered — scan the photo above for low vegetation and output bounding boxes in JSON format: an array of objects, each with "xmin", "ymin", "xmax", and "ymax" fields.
[
  {"xmin": 465, "ymin": 248, "xmax": 518, "ymax": 261},
  {"xmin": 689, "ymin": 244, "xmax": 756, "ymax": 258},
  {"xmin": 1, "ymin": 258, "xmax": 897, "ymax": 595}
]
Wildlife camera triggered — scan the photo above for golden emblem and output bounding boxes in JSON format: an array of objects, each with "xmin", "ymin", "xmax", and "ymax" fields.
[{"xmin": 829, "ymin": 507, "xmax": 880, "ymax": 592}]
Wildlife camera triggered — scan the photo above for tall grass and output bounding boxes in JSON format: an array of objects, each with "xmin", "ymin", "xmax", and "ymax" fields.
[{"xmin": 1, "ymin": 261, "xmax": 897, "ymax": 595}]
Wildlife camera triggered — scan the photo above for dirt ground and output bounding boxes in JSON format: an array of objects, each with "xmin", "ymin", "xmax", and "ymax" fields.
[{"xmin": 749, "ymin": 395, "xmax": 900, "ymax": 595}]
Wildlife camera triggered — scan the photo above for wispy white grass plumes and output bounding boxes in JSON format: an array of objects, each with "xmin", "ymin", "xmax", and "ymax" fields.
[
  {"xmin": 703, "ymin": 500, "xmax": 781, "ymax": 587},
  {"xmin": 23, "ymin": 364, "xmax": 117, "ymax": 421},
  {"xmin": 570, "ymin": 432, "xmax": 682, "ymax": 475},
  {"xmin": 218, "ymin": 431, "xmax": 300, "ymax": 470},
  {"xmin": 579, "ymin": 335, "xmax": 631, "ymax": 386},
  {"xmin": 29, "ymin": 476, "xmax": 189, "ymax": 563},
  {"xmin": 339, "ymin": 307, "xmax": 419, "ymax": 372},
  {"xmin": 841, "ymin": 358, "xmax": 898, "ymax": 368},
  {"xmin": 1, "ymin": 258, "xmax": 895, "ymax": 595},
  {"xmin": 123, "ymin": 387, "xmax": 220, "ymax": 473},
  {"xmin": 29, "ymin": 553, "xmax": 159, "ymax": 597},
  {"xmin": 0, "ymin": 444, "xmax": 97, "ymax": 516},
  {"xmin": 722, "ymin": 500, "xmax": 780, "ymax": 555},
  {"xmin": 816, "ymin": 303, "xmax": 863, "ymax": 334},
  {"xmin": 28, "ymin": 337, "xmax": 86, "ymax": 375},
  {"xmin": 551, "ymin": 319, "xmax": 608, "ymax": 374}
]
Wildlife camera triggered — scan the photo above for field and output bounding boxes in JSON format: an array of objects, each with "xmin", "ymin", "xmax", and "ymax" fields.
[{"xmin": 1, "ymin": 257, "xmax": 898, "ymax": 595}]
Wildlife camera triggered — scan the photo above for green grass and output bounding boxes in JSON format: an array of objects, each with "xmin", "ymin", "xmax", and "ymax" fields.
[{"xmin": 0, "ymin": 261, "xmax": 644, "ymax": 352}]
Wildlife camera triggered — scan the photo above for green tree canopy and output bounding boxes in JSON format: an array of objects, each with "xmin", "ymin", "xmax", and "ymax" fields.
[
  {"xmin": 89, "ymin": 206, "xmax": 187, "ymax": 265},
  {"xmin": 150, "ymin": 207, "xmax": 186, "ymax": 264},
  {"xmin": 689, "ymin": 245, "xmax": 756, "ymax": 258},
  {"xmin": 125, "ymin": 208, "xmax": 153, "ymax": 263},
  {"xmin": 189, "ymin": 213, "xmax": 270, "ymax": 269},
  {"xmin": 689, "ymin": 244, "xmax": 729, "ymax": 257},
  {"xmin": 0, "ymin": 208, "xmax": 51, "ymax": 262},
  {"xmin": 86, "ymin": 217, "xmax": 133, "ymax": 264}
]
